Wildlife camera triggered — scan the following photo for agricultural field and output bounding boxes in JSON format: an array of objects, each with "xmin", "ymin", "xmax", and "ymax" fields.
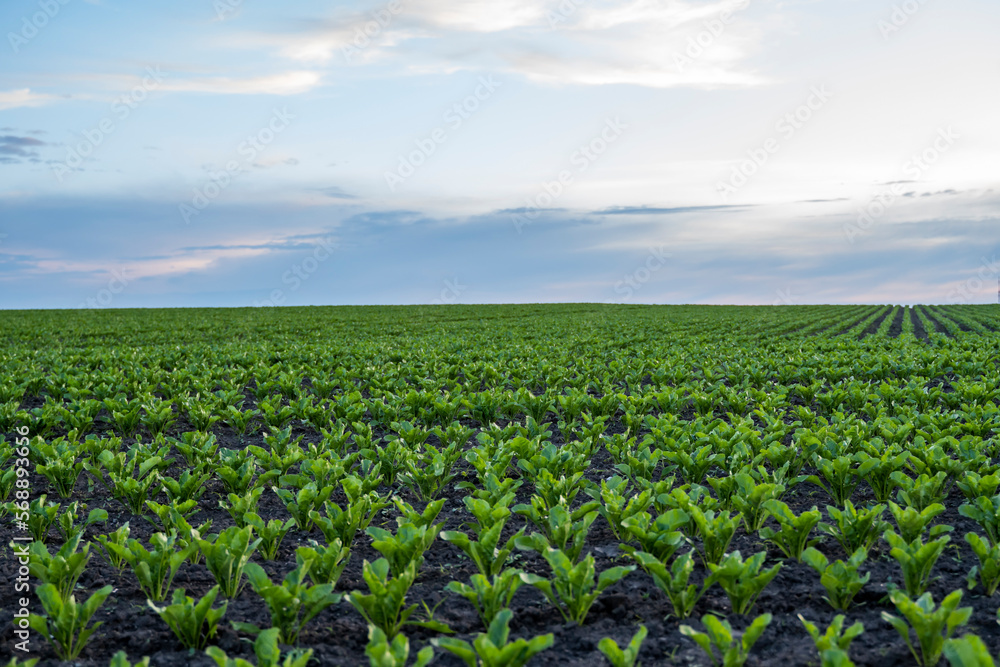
[{"xmin": 4, "ymin": 303, "xmax": 1000, "ymax": 667}]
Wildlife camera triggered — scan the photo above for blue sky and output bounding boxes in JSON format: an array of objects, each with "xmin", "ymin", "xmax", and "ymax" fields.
[{"xmin": 1, "ymin": 0, "xmax": 998, "ymax": 308}]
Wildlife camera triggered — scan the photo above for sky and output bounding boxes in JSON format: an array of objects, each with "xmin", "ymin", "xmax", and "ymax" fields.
[{"xmin": 0, "ymin": 0, "xmax": 998, "ymax": 309}]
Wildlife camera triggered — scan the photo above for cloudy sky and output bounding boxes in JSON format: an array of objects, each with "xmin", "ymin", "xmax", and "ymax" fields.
[{"xmin": 1, "ymin": 0, "xmax": 998, "ymax": 309}]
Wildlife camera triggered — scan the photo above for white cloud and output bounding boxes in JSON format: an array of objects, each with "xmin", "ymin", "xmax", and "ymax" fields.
[
  {"xmin": 405, "ymin": 0, "xmax": 549, "ymax": 31},
  {"xmin": 242, "ymin": 0, "xmax": 766, "ymax": 88},
  {"xmin": 160, "ymin": 71, "xmax": 322, "ymax": 95},
  {"xmin": 0, "ymin": 89, "xmax": 60, "ymax": 110}
]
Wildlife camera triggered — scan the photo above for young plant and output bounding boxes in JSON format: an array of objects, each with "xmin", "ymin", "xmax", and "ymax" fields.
[
  {"xmin": 161, "ymin": 466, "xmax": 211, "ymax": 503},
  {"xmin": 169, "ymin": 430, "xmax": 218, "ymax": 467},
  {"xmin": 241, "ymin": 561, "xmax": 341, "ymax": 645},
  {"xmin": 690, "ymin": 507, "xmax": 742, "ymax": 566},
  {"xmin": 881, "ymin": 589, "xmax": 972, "ymax": 667},
  {"xmin": 619, "ymin": 508, "xmax": 690, "ymax": 564},
  {"xmin": 441, "ymin": 494, "xmax": 525, "ymax": 577},
  {"xmin": 28, "ymin": 583, "xmax": 114, "ymax": 660},
  {"xmin": 95, "ymin": 522, "xmax": 131, "ymax": 574},
  {"xmin": 144, "ymin": 499, "xmax": 199, "ymax": 530},
  {"xmin": 368, "ymin": 521, "xmax": 440, "ymax": 577},
  {"xmin": 798, "ymin": 614, "xmax": 864, "ymax": 667},
  {"xmin": 148, "ymin": 585, "xmax": 227, "ymax": 650},
  {"xmin": 884, "ymin": 528, "xmax": 950, "ymax": 597},
  {"xmin": 514, "ymin": 501, "xmax": 598, "ymax": 563},
  {"xmin": 295, "ymin": 540, "xmax": 351, "ymax": 587},
  {"xmin": 630, "ymin": 550, "xmax": 705, "ymax": 619},
  {"xmin": 943, "ymin": 634, "xmax": 998, "ymax": 667},
  {"xmin": 757, "ymin": 500, "xmax": 821, "ymax": 561},
  {"xmin": 27, "ymin": 533, "xmax": 91, "ymax": 602},
  {"xmin": 221, "ymin": 406, "xmax": 260, "ymax": 441},
  {"xmin": 956, "ymin": 472, "xmax": 1000, "ymax": 501},
  {"xmin": 347, "ymin": 559, "xmax": 452, "ymax": 639},
  {"xmin": 2, "ymin": 659, "xmax": 38, "ymax": 667},
  {"xmin": 206, "ymin": 627, "xmax": 313, "ymax": 667},
  {"xmin": 55, "ymin": 501, "xmax": 107, "ymax": 543},
  {"xmin": 857, "ymin": 444, "xmax": 909, "ymax": 502},
  {"xmin": 310, "ymin": 474, "xmax": 386, "ymax": 542},
  {"xmin": 35, "ymin": 438, "xmax": 86, "ymax": 498},
  {"xmin": 731, "ymin": 473, "xmax": 784, "ymax": 532},
  {"xmin": 246, "ymin": 512, "xmax": 295, "ymax": 561},
  {"xmin": 432, "ymin": 608, "xmax": 554, "ymax": 667},
  {"xmin": 808, "ymin": 455, "xmax": 861, "ymax": 506},
  {"xmin": 90, "ymin": 447, "xmax": 165, "ymax": 515},
  {"xmin": 679, "ymin": 613, "xmax": 772, "ymax": 667},
  {"xmin": 273, "ymin": 482, "xmax": 333, "ymax": 531},
  {"xmin": 892, "ymin": 471, "xmax": 949, "ymax": 512},
  {"xmin": 25, "ymin": 495, "xmax": 61, "ymax": 543},
  {"xmin": 398, "ymin": 441, "xmax": 463, "ymax": 501},
  {"xmin": 140, "ymin": 397, "xmax": 176, "ymax": 436},
  {"xmin": 366, "ymin": 626, "xmax": 434, "ymax": 667},
  {"xmin": 818, "ymin": 501, "xmax": 887, "ymax": 554},
  {"xmin": 445, "ymin": 568, "xmax": 523, "ymax": 628},
  {"xmin": 197, "ymin": 525, "xmax": 262, "ymax": 598},
  {"xmin": 888, "ymin": 501, "xmax": 952, "ymax": 544},
  {"xmin": 802, "ymin": 547, "xmax": 869, "ymax": 611},
  {"xmin": 518, "ymin": 547, "xmax": 634, "ymax": 624},
  {"xmin": 965, "ymin": 532, "xmax": 1000, "ymax": 595},
  {"xmin": 959, "ymin": 495, "xmax": 1000, "ymax": 547},
  {"xmin": 585, "ymin": 475, "xmax": 654, "ymax": 540},
  {"xmin": 219, "ymin": 488, "xmax": 263, "ymax": 528},
  {"xmin": 598, "ymin": 625, "xmax": 647, "ymax": 667},
  {"xmin": 705, "ymin": 550, "xmax": 781, "ymax": 616},
  {"xmin": 106, "ymin": 531, "xmax": 194, "ymax": 601},
  {"xmin": 214, "ymin": 452, "xmax": 259, "ymax": 495}
]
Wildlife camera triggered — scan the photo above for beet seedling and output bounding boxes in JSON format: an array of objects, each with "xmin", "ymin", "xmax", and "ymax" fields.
[
  {"xmin": 619, "ymin": 508, "xmax": 690, "ymax": 563},
  {"xmin": 586, "ymin": 475, "xmax": 654, "ymax": 540},
  {"xmin": 679, "ymin": 612, "xmax": 772, "ymax": 667},
  {"xmin": 148, "ymin": 585, "xmax": 227, "ymax": 650},
  {"xmin": 445, "ymin": 568, "xmax": 523, "ymax": 628},
  {"xmin": 598, "ymin": 625, "xmax": 647, "ymax": 667},
  {"xmin": 441, "ymin": 493, "xmax": 524, "ymax": 577},
  {"xmin": 247, "ymin": 512, "xmax": 296, "ymax": 560},
  {"xmin": 432, "ymin": 608, "xmax": 553, "ymax": 667},
  {"xmin": 798, "ymin": 614, "xmax": 864, "ymax": 667},
  {"xmin": 629, "ymin": 550, "xmax": 705, "ymax": 619},
  {"xmin": 884, "ymin": 528, "xmax": 950, "ymax": 597},
  {"xmin": 518, "ymin": 547, "xmax": 634, "ymax": 624},
  {"xmin": 366, "ymin": 626, "xmax": 434, "ymax": 667},
  {"xmin": 818, "ymin": 500, "xmax": 887, "ymax": 554},
  {"xmin": 29, "ymin": 584, "xmax": 113, "ymax": 660},
  {"xmin": 197, "ymin": 525, "xmax": 262, "ymax": 598},
  {"xmin": 27, "ymin": 533, "xmax": 91, "ymax": 603},
  {"xmin": 758, "ymin": 500, "xmax": 821, "ymax": 560},
  {"xmin": 705, "ymin": 550, "xmax": 781, "ymax": 616},
  {"xmin": 347, "ymin": 559, "xmax": 452, "ymax": 639},
  {"xmin": 882, "ymin": 589, "xmax": 971, "ymax": 667},
  {"xmin": 959, "ymin": 495, "xmax": 1000, "ymax": 547},
  {"xmin": 295, "ymin": 540, "xmax": 351, "ymax": 587},
  {"xmin": 802, "ymin": 547, "xmax": 869, "ymax": 611},
  {"xmin": 242, "ymin": 561, "xmax": 341, "ymax": 645},
  {"xmin": 206, "ymin": 627, "xmax": 312, "ymax": 667},
  {"xmin": 965, "ymin": 532, "xmax": 1000, "ymax": 595}
]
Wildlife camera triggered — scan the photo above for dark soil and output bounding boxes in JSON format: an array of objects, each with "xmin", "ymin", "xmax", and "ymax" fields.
[
  {"xmin": 919, "ymin": 306, "xmax": 953, "ymax": 337},
  {"xmin": 807, "ymin": 309, "xmax": 871, "ymax": 337},
  {"xmin": 4, "ymin": 401, "xmax": 1000, "ymax": 667},
  {"xmin": 885, "ymin": 307, "xmax": 905, "ymax": 338},
  {"xmin": 856, "ymin": 306, "xmax": 893, "ymax": 339},
  {"xmin": 910, "ymin": 307, "xmax": 928, "ymax": 340},
  {"xmin": 827, "ymin": 307, "xmax": 881, "ymax": 337}
]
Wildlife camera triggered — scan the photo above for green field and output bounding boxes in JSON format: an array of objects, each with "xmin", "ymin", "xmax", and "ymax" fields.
[{"xmin": 3, "ymin": 304, "xmax": 1000, "ymax": 666}]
